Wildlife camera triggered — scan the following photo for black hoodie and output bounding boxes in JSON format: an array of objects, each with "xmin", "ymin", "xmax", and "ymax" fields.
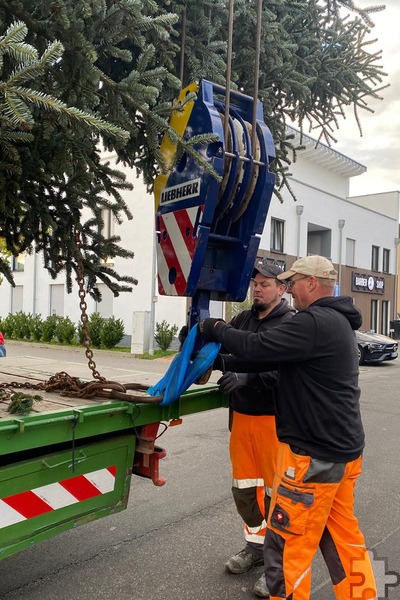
[
  {"xmin": 222, "ymin": 299, "xmax": 295, "ymax": 416},
  {"xmin": 212, "ymin": 296, "xmax": 364, "ymax": 462}
]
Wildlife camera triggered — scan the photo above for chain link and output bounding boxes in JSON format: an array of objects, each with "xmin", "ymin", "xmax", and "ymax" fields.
[
  {"xmin": 0, "ymin": 380, "xmax": 46, "ymax": 391},
  {"xmin": 74, "ymin": 228, "xmax": 105, "ymax": 382},
  {"xmin": 0, "ymin": 373, "xmax": 162, "ymax": 403},
  {"xmin": 0, "ymin": 231, "xmax": 164, "ymax": 405}
]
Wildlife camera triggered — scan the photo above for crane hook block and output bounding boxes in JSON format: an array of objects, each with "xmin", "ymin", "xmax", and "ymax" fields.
[{"xmin": 154, "ymin": 79, "xmax": 275, "ymax": 304}]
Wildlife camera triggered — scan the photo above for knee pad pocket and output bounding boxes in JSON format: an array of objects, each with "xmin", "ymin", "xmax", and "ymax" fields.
[{"xmin": 232, "ymin": 486, "xmax": 264, "ymax": 528}]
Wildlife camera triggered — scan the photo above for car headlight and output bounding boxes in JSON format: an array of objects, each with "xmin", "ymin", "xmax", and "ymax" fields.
[{"xmin": 367, "ymin": 343, "xmax": 384, "ymax": 350}]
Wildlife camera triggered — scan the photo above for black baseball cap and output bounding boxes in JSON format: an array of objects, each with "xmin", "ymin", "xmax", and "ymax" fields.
[{"xmin": 253, "ymin": 259, "xmax": 284, "ymax": 279}]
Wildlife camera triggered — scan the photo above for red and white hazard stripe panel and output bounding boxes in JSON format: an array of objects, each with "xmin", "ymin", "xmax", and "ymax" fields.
[
  {"xmin": 0, "ymin": 465, "xmax": 116, "ymax": 529},
  {"xmin": 157, "ymin": 206, "xmax": 203, "ymax": 296}
]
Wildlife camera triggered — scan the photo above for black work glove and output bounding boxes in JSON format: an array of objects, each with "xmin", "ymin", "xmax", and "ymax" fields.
[
  {"xmin": 178, "ymin": 325, "xmax": 188, "ymax": 351},
  {"xmin": 212, "ymin": 354, "xmax": 226, "ymax": 372},
  {"xmin": 198, "ymin": 318, "xmax": 224, "ymax": 342},
  {"xmin": 218, "ymin": 372, "xmax": 249, "ymax": 394}
]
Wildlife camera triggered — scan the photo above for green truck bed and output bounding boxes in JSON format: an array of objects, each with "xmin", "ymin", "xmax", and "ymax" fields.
[{"xmin": 0, "ymin": 386, "xmax": 227, "ymax": 560}]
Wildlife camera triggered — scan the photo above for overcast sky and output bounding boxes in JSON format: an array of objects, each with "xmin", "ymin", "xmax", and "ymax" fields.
[{"xmin": 332, "ymin": 0, "xmax": 400, "ymax": 196}]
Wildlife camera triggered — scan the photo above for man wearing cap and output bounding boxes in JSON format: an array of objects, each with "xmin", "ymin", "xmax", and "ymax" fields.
[
  {"xmin": 218, "ymin": 260, "xmax": 294, "ymax": 598},
  {"xmin": 199, "ymin": 255, "xmax": 377, "ymax": 600}
]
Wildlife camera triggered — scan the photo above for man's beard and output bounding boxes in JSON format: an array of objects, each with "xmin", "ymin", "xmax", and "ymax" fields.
[{"xmin": 252, "ymin": 300, "xmax": 268, "ymax": 313}]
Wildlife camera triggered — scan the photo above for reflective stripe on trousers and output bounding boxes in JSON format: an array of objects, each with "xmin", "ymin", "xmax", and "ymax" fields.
[{"xmin": 230, "ymin": 412, "xmax": 279, "ymax": 545}]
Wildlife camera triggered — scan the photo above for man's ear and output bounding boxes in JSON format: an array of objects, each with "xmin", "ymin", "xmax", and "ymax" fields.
[
  {"xmin": 307, "ymin": 276, "xmax": 318, "ymax": 289},
  {"xmin": 279, "ymin": 282, "xmax": 287, "ymax": 295}
]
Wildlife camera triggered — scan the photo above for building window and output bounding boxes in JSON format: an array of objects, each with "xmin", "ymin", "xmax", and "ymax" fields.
[
  {"xmin": 100, "ymin": 209, "xmax": 115, "ymax": 265},
  {"xmin": 270, "ymin": 218, "xmax": 284, "ymax": 252},
  {"xmin": 50, "ymin": 284, "xmax": 64, "ymax": 317},
  {"xmin": 370, "ymin": 299, "xmax": 378, "ymax": 332},
  {"xmin": 95, "ymin": 283, "xmax": 114, "ymax": 318},
  {"xmin": 382, "ymin": 248, "xmax": 390, "ymax": 273},
  {"xmin": 346, "ymin": 238, "xmax": 355, "ymax": 267},
  {"xmin": 100, "ymin": 209, "xmax": 115, "ymax": 239},
  {"xmin": 381, "ymin": 301, "xmax": 389, "ymax": 336},
  {"xmin": 12, "ymin": 253, "xmax": 25, "ymax": 272},
  {"xmin": 11, "ymin": 285, "xmax": 23, "ymax": 312},
  {"xmin": 307, "ymin": 224, "xmax": 331, "ymax": 259},
  {"xmin": 371, "ymin": 245, "xmax": 379, "ymax": 271}
]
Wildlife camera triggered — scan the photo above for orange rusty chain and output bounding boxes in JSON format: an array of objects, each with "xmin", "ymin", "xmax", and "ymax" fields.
[
  {"xmin": 74, "ymin": 229, "xmax": 107, "ymax": 383},
  {"xmin": 0, "ymin": 232, "xmax": 163, "ymax": 404}
]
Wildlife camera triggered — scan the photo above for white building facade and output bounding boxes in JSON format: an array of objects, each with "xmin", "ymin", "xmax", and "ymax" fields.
[
  {"xmin": 262, "ymin": 130, "xmax": 400, "ymax": 335},
  {"xmin": 1, "ymin": 129, "xmax": 399, "ymax": 349}
]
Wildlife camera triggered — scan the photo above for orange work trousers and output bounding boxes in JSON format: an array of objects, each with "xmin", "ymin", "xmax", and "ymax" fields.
[
  {"xmin": 230, "ymin": 411, "xmax": 280, "ymax": 546},
  {"xmin": 265, "ymin": 442, "xmax": 377, "ymax": 600}
]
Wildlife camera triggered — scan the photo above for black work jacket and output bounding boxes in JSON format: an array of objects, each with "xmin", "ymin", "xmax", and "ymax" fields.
[
  {"xmin": 213, "ymin": 296, "xmax": 364, "ymax": 463},
  {"xmin": 221, "ymin": 299, "xmax": 295, "ymax": 416}
]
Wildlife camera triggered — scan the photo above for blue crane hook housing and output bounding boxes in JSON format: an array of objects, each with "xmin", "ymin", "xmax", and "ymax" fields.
[{"xmin": 154, "ymin": 79, "xmax": 275, "ymax": 327}]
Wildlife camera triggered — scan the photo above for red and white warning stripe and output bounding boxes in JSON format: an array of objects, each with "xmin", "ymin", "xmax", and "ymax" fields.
[
  {"xmin": 0, "ymin": 465, "xmax": 116, "ymax": 529},
  {"xmin": 157, "ymin": 205, "xmax": 203, "ymax": 296}
]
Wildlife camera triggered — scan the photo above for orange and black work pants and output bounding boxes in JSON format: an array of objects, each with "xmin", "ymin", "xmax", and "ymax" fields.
[
  {"xmin": 265, "ymin": 442, "xmax": 377, "ymax": 600},
  {"xmin": 230, "ymin": 411, "xmax": 279, "ymax": 547}
]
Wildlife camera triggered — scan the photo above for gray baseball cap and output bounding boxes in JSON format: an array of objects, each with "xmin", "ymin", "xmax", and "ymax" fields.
[{"xmin": 253, "ymin": 259, "xmax": 284, "ymax": 278}]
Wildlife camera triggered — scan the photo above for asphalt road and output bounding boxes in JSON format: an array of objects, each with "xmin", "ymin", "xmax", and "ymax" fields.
[{"xmin": 0, "ymin": 342, "xmax": 399, "ymax": 599}]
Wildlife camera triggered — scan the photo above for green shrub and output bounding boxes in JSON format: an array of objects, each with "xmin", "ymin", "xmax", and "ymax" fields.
[
  {"xmin": 78, "ymin": 312, "xmax": 110, "ymax": 347},
  {"xmin": 155, "ymin": 320, "xmax": 178, "ymax": 351},
  {"xmin": 11, "ymin": 311, "xmax": 31, "ymax": 339},
  {"xmin": 55, "ymin": 317, "xmax": 76, "ymax": 345},
  {"xmin": 1, "ymin": 314, "xmax": 16, "ymax": 338},
  {"xmin": 29, "ymin": 314, "xmax": 43, "ymax": 341},
  {"xmin": 41, "ymin": 315, "xmax": 60, "ymax": 343},
  {"xmin": 0, "ymin": 310, "xmax": 127, "ymax": 350},
  {"xmin": 87, "ymin": 312, "xmax": 105, "ymax": 347},
  {"xmin": 77, "ymin": 322, "xmax": 84, "ymax": 344},
  {"xmin": 100, "ymin": 316, "xmax": 125, "ymax": 349}
]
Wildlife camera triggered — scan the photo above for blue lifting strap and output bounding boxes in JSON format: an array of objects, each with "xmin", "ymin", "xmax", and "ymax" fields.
[{"xmin": 147, "ymin": 324, "xmax": 221, "ymax": 406}]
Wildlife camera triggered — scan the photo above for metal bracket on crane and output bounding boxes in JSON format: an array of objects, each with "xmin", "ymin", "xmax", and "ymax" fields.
[{"xmin": 154, "ymin": 78, "xmax": 275, "ymax": 329}]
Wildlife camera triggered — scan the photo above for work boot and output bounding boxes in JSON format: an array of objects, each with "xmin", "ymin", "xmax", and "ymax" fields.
[
  {"xmin": 225, "ymin": 549, "xmax": 264, "ymax": 574},
  {"xmin": 253, "ymin": 573, "xmax": 270, "ymax": 598}
]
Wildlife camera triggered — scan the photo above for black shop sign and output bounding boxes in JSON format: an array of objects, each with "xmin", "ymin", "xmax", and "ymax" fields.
[{"xmin": 352, "ymin": 272, "xmax": 385, "ymax": 294}]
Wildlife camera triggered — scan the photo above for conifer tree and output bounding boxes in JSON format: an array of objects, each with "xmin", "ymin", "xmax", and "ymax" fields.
[
  {"xmin": 0, "ymin": 0, "xmax": 182, "ymax": 296},
  {"xmin": 0, "ymin": 0, "xmax": 387, "ymax": 294},
  {"xmin": 167, "ymin": 0, "xmax": 387, "ymax": 198}
]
